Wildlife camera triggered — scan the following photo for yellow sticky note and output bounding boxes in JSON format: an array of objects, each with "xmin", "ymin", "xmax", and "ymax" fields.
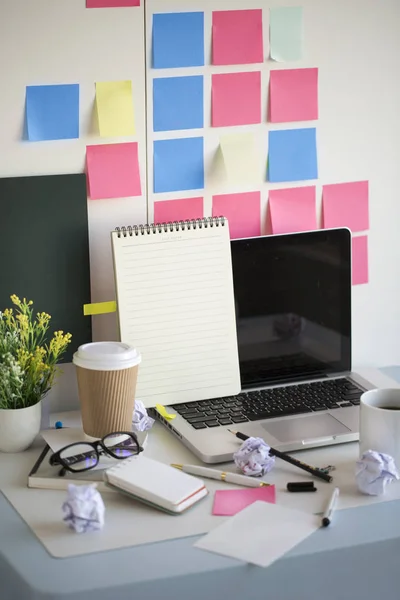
[
  {"xmin": 83, "ymin": 301, "xmax": 117, "ymax": 316},
  {"xmin": 95, "ymin": 80, "xmax": 135, "ymax": 137},
  {"xmin": 220, "ymin": 132, "xmax": 259, "ymax": 185},
  {"xmin": 156, "ymin": 404, "xmax": 176, "ymax": 421}
]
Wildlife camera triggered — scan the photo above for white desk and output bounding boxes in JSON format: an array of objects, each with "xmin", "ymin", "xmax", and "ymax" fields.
[{"xmin": 1, "ymin": 366, "xmax": 400, "ymax": 600}]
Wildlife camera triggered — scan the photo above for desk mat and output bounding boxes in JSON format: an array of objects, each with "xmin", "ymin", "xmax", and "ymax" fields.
[
  {"xmin": 2, "ymin": 483, "xmax": 226, "ymax": 558},
  {"xmin": 5, "ymin": 436, "xmax": 400, "ymax": 559},
  {"xmin": 1, "ymin": 416, "xmax": 228, "ymax": 559}
]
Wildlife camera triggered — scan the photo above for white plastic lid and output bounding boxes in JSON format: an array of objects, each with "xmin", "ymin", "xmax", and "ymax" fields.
[{"xmin": 73, "ymin": 342, "xmax": 141, "ymax": 371}]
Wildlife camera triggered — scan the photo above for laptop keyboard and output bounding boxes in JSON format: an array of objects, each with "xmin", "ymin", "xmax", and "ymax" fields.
[{"xmin": 170, "ymin": 378, "xmax": 363, "ymax": 430}]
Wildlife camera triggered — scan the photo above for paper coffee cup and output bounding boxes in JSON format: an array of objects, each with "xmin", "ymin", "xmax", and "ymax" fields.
[
  {"xmin": 360, "ymin": 388, "xmax": 400, "ymax": 466},
  {"xmin": 73, "ymin": 342, "xmax": 141, "ymax": 438}
]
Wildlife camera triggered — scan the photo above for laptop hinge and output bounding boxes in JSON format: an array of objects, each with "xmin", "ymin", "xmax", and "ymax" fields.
[{"xmin": 243, "ymin": 371, "xmax": 330, "ymax": 389}]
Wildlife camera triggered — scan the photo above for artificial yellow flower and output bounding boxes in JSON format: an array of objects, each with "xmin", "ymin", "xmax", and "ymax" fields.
[
  {"xmin": 49, "ymin": 330, "xmax": 72, "ymax": 355},
  {"xmin": 16, "ymin": 313, "xmax": 29, "ymax": 330},
  {"xmin": 1, "ymin": 295, "xmax": 72, "ymax": 409},
  {"xmin": 16, "ymin": 348, "xmax": 30, "ymax": 370},
  {"xmin": 36, "ymin": 312, "xmax": 51, "ymax": 329},
  {"xmin": 10, "ymin": 294, "xmax": 21, "ymax": 307},
  {"xmin": 3, "ymin": 308, "xmax": 14, "ymax": 326}
]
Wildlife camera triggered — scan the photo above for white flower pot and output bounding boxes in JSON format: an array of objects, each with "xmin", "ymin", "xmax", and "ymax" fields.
[{"xmin": 0, "ymin": 402, "xmax": 42, "ymax": 453}]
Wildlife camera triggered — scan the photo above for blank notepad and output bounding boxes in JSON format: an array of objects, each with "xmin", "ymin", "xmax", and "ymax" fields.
[{"xmin": 111, "ymin": 218, "xmax": 240, "ymax": 407}]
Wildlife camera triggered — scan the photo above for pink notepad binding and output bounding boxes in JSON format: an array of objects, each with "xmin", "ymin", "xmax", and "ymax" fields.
[{"xmin": 212, "ymin": 485, "xmax": 276, "ymax": 516}]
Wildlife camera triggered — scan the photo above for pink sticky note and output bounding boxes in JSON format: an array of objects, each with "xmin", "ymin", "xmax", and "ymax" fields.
[
  {"xmin": 212, "ymin": 486, "xmax": 276, "ymax": 516},
  {"xmin": 352, "ymin": 235, "xmax": 369, "ymax": 285},
  {"xmin": 87, "ymin": 0, "xmax": 140, "ymax": 7},
  {"xmin": 212, "ymin": 72, "xmax": 261, "ymax": 127},
  {"xmin": 269, "ymin": 186, "xmax": 317, "ymax": 234},
  {"xmin": 86, "ymin": 143, "xmax": 141, "ymax": 199},
  {"xmin": 212, "ymin": 9, "xmax": 263, "ymax": 66},
  {"xmin": 212, "ymin": 192, "xmax": 261, "ymax": 239},
  {"xmin": 153, "ymin": 197, "xmax": 203, "ymax": 223},
  {"xmin": 270, "ymin": 68, "xmax": 318, "ymax": 123},
  {"xmin": 322, "ymin": 181, "xmax": 369, "ymax": 232}
]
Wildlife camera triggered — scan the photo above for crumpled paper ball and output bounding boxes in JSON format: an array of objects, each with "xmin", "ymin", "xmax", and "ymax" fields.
[
  {"xmin": 355, "ymin": 450, "xmax": 399, "ymax": 496},
  {"xmin": 62, "ymin": 484, "xmax": 105, "ymax": 533},
  {"xmin": 132, "ymin": 399, "xmax": 154, "ymax": 432},
  {"xmin": 233, "ymin": 436, "xmax": 275, "ymax": 477}
]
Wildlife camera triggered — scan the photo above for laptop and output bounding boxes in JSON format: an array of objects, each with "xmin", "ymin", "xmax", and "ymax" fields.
[{"xmin": 151, "ymin": 228, "xmax": 376, "ymax": 463}]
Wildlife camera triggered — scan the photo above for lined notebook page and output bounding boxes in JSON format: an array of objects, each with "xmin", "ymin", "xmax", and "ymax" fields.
[{"xmin": 111, "ymin": 220, "xmax": 241, "ymax": 407}]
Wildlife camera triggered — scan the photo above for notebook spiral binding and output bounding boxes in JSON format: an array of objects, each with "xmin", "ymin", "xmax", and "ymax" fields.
[{"xmin": 115, "ymin": 216, "xmax": 225, "ymax": 237}]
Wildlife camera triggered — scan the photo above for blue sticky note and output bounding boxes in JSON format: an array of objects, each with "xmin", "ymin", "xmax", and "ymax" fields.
[
  {"xmin": 26, "ymin": 84, "xmax": 79, "ymax": 141},
  {"xmin": 152, "ymin": 12, "xmax": 204, "ymax": 69},
  {"xmin": 153, "ymin": 76, "xmax": 204, "ymax": 132},
  {"xmin": 268, "ymin": 128, "xmax": 318, "ymax": 183},
  {"xmin": 154, "ymin": 137, "xmax": 204, "ymax": 193}
]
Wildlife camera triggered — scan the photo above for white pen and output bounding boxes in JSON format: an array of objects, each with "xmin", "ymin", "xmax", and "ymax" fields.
[
  {"xmin": 322, "ymin": 487, "xmax": 340, "ymax": 527},
  {"xmin": 171, "ymin": 464, "xmax": 270, "ymax": 488}
]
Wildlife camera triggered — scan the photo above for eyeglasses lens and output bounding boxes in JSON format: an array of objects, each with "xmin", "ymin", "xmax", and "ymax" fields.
[
  {"xmin": 103, "ymin": 433, "xmax": 138, "ymax": 458},
  {"xmin": 59, "ymin": 443, "xmax": 98, "ymax": 472}
]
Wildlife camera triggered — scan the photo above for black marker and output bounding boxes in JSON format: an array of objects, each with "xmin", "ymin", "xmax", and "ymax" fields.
[{"xmin": 322, "ymin": 487, "xmax": 339, "ymax": 527}]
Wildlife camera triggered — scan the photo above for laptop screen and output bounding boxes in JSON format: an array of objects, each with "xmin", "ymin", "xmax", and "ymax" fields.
[{"xmin": 230, "ymin": 228, "xmax": 351, "ymax": 388}]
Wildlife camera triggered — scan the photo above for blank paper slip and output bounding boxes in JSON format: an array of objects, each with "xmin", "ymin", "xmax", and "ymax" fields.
[
  {"xmin": 111, "ymin": 219, "xmax": 241, "ymax": 407},
  {"xmin": 194, "ymin": 501, "xmax": 319, "ymax": 568}
]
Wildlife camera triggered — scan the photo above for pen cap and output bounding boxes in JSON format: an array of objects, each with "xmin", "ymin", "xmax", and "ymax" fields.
[{"xmin": 287, "ymin": 481, "xmax": 316, "ymax": 492}]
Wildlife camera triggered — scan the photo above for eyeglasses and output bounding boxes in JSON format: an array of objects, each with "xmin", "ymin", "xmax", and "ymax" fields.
[{"xmin": 49, "ymin": 431, "xmax": 143, "ymax": 473}]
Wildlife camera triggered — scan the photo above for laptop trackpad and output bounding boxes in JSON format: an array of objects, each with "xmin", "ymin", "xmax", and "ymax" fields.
[{"xmin": 261, "ymin": 413, "xmax": 351, "ymax": 444}]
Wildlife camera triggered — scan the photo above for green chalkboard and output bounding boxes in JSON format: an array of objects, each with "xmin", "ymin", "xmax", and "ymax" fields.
[{"xmin": 0, "ymin": 173, "xmax": 92, "ymax": 363}]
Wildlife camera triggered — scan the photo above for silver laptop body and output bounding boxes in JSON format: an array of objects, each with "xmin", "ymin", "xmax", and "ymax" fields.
[{"xmin": 151, "ymin": 229, "xmax": 376, "ymax": 463}]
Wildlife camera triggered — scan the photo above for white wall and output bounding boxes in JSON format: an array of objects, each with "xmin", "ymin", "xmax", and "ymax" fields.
[
  {"xmin": 145, "ymin": 0, "xmax": 400, "ymax": 371},
  {"xmin": 0, "ymin": 0, "xmax": 147, "ymax": 409},
  {"xmin": 0, "ymin": 0, "xmax": 147, "ymax": 342},
  {"xmin": 1, "ymin": 0, "xmax": 400, "ymax": 411}
]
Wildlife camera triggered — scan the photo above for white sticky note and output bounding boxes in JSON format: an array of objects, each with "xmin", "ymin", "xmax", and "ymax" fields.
[
  {"xmin": 270, "ymin": 7, "xmax": 303, "ymax": 62},
  {"xmin": 194, "ymin": 500, "xmax": 319, "ymax": 568}
]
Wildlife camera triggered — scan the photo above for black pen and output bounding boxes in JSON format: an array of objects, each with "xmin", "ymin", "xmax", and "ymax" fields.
[{"xmin": 228, "ymin": 429, "xmax": 333, "ymax": 483}]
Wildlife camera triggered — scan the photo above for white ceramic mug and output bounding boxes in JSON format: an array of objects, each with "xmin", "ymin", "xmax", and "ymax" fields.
[{"xmin": 359, "ymin": 389, "xmax": 400, "ymax": 467}]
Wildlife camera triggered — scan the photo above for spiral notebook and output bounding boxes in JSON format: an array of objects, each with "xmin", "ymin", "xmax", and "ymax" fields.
[{"xmin": 111, "ymin": 218, "xmax": 240, "ymax": 407}]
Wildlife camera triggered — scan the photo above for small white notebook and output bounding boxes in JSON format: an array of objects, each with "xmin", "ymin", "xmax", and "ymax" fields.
[
  {"xmin": 111, "ymin": 218, "xmax": 241, "ymax": 407},
  {"xmin": 104, "ymin": 456, "xmax": 208, "ymax": 513}
]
